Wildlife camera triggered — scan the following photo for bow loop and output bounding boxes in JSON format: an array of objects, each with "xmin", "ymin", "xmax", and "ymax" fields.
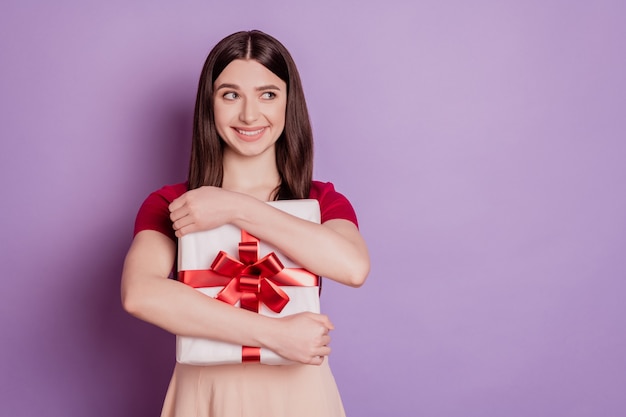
[
  {"xmin": 238, "ymin": 241, "xmax": 259, "ymax": 265},
  {"xmin": 206, "ymin": 239, "xmax": 291, "ymax": 313}
]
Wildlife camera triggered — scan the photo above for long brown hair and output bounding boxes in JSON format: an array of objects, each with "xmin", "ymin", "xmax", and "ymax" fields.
[{"xmin": 187, "ymin": 30, "xmax": 314, "ymax": 200}]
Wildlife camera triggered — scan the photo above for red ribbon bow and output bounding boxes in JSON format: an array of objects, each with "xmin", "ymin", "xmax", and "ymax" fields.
[
  {"xmin": 179, "ymin": 231, "xmax": 319, "ymax": 313},
  {"xmin": 178, "ymin": 230, "xmax": 319, "ymax": 363},
  {"xmin": 210, "ymin": 238, "xmax": 291, "ymax": 313}
]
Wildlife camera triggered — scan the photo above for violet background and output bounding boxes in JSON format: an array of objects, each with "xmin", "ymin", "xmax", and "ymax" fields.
[{"xmin": 1, "ymin": 1, "xmax": 625, "ymax": 416}]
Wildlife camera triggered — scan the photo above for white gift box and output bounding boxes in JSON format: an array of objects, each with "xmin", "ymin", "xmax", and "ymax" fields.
[{"xmin": 176, "ymin": 199, "xmax": 321, "ymax": 366}]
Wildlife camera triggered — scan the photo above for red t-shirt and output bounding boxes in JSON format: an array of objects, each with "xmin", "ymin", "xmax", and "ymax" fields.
[{"xmin": 134, "ymin": 181, "xmax": 358, "ymax": 241}]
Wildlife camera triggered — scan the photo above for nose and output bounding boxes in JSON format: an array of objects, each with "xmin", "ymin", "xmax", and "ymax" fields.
[{"xmin": 239, "ymin": 98, "xmax": 260, "ymax": 124}]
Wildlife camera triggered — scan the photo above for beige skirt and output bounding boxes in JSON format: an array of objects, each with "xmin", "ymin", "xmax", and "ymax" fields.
[{"xmin": 160, "ymin": 358, "xmax": 346, "ymax": 417}]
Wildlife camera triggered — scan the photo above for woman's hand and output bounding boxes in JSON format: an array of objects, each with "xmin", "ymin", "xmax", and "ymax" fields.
[
  {"xmin": 169, "ymin": 186, "xmax": 247, "ymax": 237},
  {"xmin": 264, "ymin": 312, "xmax": 334, "ymax": 366}
]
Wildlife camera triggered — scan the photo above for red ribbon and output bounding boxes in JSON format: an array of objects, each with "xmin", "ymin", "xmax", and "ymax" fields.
[{"xmin": 178, "ymin": 230, "xmax": 319, "ymax": 363}]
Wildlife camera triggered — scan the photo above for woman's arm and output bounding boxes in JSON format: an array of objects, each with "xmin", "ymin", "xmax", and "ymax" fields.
[
  {"xmin": 121, "ymin": 229, "xmax": 333, "ymax": 365},
  {"xmin": 168, "ymin": 186, "xmax": 370, "ymax": 287}
]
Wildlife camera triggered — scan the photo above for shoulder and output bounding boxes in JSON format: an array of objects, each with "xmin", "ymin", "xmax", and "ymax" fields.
[
  {"xmin": 309, "ymin": 180, "xmax": 351, "ymax": 203},
  {"xmin": 146, "ymin": 182, "xmax": 188, "ymax": 203},
  {"xmin": 309, "ymin": 180, "xmax": 337, "ymax": 198},
  {"xmin": 309, "ymin": 180, "xmax": 359, "ymax": 227},
  {"xmin": 133, "ymin": 182, "xmax": 188, "ymax": 239}
]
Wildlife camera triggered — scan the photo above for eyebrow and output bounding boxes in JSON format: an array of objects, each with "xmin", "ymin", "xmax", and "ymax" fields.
[{"xmin": 214, "ymin": 83, "xmax": 282, "ymax": 91}]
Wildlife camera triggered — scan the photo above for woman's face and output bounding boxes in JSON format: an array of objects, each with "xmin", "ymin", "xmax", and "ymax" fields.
[{"xmin": 213, "ymin": 59, "xmax": 287, "ymax": 159}]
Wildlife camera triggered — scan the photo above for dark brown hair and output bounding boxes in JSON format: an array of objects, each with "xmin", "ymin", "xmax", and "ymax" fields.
[{"xmin": 187, "ymin": 30, "xmax": 314, "ymax": 199}]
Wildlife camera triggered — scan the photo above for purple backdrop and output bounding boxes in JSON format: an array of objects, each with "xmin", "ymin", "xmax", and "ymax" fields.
[{"xmin": 1, "ymin": 1, "xmax": 625, "ymax": 416}]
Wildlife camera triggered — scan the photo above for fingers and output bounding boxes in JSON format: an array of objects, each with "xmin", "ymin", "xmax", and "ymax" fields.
[
  {"xmin": 168, "ymin": 192, "xmax": 190, "ymax": 214},
  {"xmin": 308, "ymin": 324, "xmax": 331, "ymax": 366},
  {"xmin": 325, "ymin": 319, "xmax": 335, "ymax": 331},
  {"xmin": 168, "ymin": 196, "xmax": 196, "ymax": 236},
  {"xmin": 307, "ymin": 356, "xmax": 324, "ymax": 366},
  {"xmin": 173, "ymin": 224, "xmax": 192, "ymax": 238},
  {"xmin": 168, "ymin": 200, "xmax": 187, "ymax": 230},
  {"xmin": 169, "ymin": 189, "xmax": 199, "ymax": 221},
  {"xmin": 309, "ymin": 313, "xmax": 334, "ymax": 332},
  {"xmin": 308, "ymin": 345, "xmax": 331, "ymax": 366},
  {"xmin": 318, "ymin": 345, "xmax": 331, "ymax": 357},
  {"xmin": 168, "ymin": 199, "xmax": 183, "ymax": 213},
  {"xmin": 308, "ymin": 355, "xmax": 326, "ymax": 366},
  {"xmin": 169, "ymin": 211, "xmax": 192, "ymax": 237},
  {"xmin": 169, "ymin": 208, "xmax": 187, "ymax": 224},
  {"xmin": 301, "ymin": 313, "xmax": 334, "ymax": 342},
  {"xmin": 170, "ymin": 213, "xmax": 185, "ymax": 229}
]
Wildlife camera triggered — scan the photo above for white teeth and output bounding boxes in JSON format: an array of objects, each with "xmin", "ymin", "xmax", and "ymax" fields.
[{"xmin": 237, "ymin": 128, "xmax": 264, "ymax": 136}]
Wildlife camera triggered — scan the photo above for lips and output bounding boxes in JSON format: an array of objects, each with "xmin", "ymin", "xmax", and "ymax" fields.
[
  {"xmin": 233, "ymin": 127, "xmax": 266, "ymax": 141},
  {"xmin": 236, "ymin": 128, "xmax": 265, "ymax": 136}
]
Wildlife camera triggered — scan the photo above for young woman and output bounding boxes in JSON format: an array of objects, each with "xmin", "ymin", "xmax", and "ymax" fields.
[{"xmin": 121, "ymin": 30, "xmax": 370, "ymax": 417}]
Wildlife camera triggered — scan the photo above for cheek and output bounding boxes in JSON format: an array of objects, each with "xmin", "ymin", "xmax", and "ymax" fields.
[
  {"xmin": 272, "ymin": 103, "xmax": 287, "ymax": 127},
  {"xmin": 214, "ymin": 112, "xmax": 228, "ymax": 137},
  {"xmin": 213, "ymin": 107, "xmax": 230, "ymax": 132}
]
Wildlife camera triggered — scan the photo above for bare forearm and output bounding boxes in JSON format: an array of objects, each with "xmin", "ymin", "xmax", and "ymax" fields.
[
  {"xmin": 122, "ymin": 273, "xmax": 277, "ymax": 348},
  {"xmin": 232, "ymin": 198, "xmax": 370, "ymax": 287},
  {"xmin": 121, "ymin": 231, "xmax": 276, "ymax": 349}
]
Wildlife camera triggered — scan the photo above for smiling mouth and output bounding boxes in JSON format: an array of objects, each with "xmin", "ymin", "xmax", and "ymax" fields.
[{"xmin": 236, "ymin": 127, "xmax": 265, "ymax": 136}]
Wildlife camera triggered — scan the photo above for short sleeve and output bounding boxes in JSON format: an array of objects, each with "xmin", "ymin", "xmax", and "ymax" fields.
[
  {"xmin": 134, "ymin": 183, "xmax": 187, "ymax": 240},
  {"xmin": 309, "ymin": 181, "xmax": 358, "ymax": 227}
]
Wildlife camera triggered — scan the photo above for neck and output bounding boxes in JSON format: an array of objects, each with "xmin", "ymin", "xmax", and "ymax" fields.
[{"xmin": 222, "ymin": 148, "xmax": 281, "ymax": 201}]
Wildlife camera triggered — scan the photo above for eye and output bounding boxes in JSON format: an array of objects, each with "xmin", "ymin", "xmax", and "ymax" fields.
[
  {"xmin": 261, "ymin": 91, "xmax": 276, "ymax": 100},
  {"xmin": 223, "ymin": 92, "xmax": 238, "ymax": 100}
]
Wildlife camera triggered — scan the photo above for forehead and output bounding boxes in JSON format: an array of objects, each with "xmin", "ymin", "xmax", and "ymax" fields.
[{"xmin": 214, "ymin": 59, "xmax": 286, "ymax": 89}]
